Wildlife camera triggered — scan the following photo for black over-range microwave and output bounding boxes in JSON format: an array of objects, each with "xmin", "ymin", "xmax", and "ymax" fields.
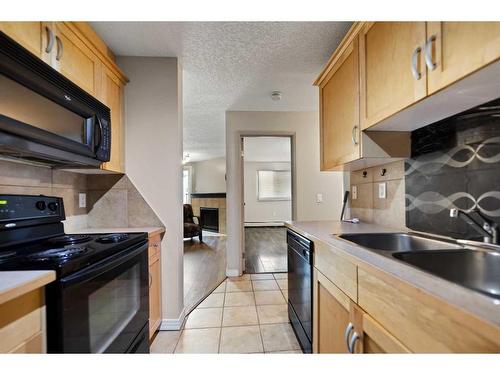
[{"xmin": 0, "ymin": 31, "xmax": 111, "ymax": 168}]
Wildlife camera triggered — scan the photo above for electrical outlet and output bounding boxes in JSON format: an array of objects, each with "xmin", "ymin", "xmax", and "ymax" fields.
[
  {"xmin": 378, "ymin": 183, "xmax": 387, "ymax": 199},
  {"xmin": 352, "ymin": 185, "xmax": 358, "ymax": 200},
  {"xmin": 79, "ymin": 193, "xmax": 87, "ymax": 208},
  {"xmin": 316, "ymin": 193, "xmax": 323, "ymax": 203}
]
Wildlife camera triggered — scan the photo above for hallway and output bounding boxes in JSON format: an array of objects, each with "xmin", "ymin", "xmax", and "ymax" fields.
[{"xmin": 244, "ymin": 227, "xmax": 288, "ymax": 273}]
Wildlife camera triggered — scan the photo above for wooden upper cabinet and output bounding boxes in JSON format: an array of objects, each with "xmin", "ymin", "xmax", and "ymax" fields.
[
  {"xmin": 426, "ymin": 22, "xmax": 500, "ymax": 94},
  {"xmin": 0, "ymin": 22, "xmax": 43, "ymax": 58},
  {"xmin": 100, "ymin": 68, "xmax": 125, "ymax": 173},
  {"xmin": 46, "ymin": 22, "xmax": 101, "ymax": 96},
  {"xmin": 359, "ymin": 22, "xmax": 427, "ymax": 130},
  {"xmin": 319, "ymin": 36, "xmax": 360, "ymax": 170}
]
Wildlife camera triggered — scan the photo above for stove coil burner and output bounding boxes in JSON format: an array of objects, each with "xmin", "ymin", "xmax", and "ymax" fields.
[
  {"xmin": 29, "ymin": 247, "xmax": 88, "ymax": 260},
  {"xmin": 48, "ymin": 234, "xmax": 92, "ymax": 245},
  {"xmin": 97, "ymin": 233, "xmax": 130, "ymax": 243}
]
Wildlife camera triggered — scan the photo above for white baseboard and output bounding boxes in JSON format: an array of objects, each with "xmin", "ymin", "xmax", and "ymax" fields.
[
  {"xmin": 159, "ymin": 308, "xmax": 186, "ymax": 331},
  {"xmin": 226, "ymin": 268, "xmax": 241, "ymax": 277}
]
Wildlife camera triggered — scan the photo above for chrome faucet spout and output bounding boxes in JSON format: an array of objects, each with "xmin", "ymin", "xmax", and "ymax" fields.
[{"xmin": 449, "ymin": 208, "xmax": 498, "ymax": 244}]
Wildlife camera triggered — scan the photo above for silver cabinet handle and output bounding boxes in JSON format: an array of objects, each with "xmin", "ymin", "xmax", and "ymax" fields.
[
  {"xmin": 55, "ymin": 35, "xmax": 63, "ymax": 61},
  {"xmin": 425, "ymin": 35, "xmax": 437, "ymax": 71},
  {"xmin": 411, "ymin": 46, "xmax": 422, "ymax": 80},
  {"xmin": 45, "ymin": 26, "xmax": 54, "ymax": 53},
  {"xmin": 344, "ymin": 322, "xmax": 354, "ymax": 351},
  {"xmin": 348, "ymin": 331, "xmax": 360, "ymax": 353},
  {"xmin": 351, "ymin": 125, "xmax": 359, "ymax": 145}
]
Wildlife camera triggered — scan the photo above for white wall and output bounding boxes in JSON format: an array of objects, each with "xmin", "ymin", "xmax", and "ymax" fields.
[
  {"xmin": 118, "ymin": 56, "xmax": 185, "ymax": 328},
  {"xmin": 226, "ymin": 111, "xmax": 346, "ymax": 275},
  {"xmin": 189, "ymin": 157, "xmax": 226, "ymax": 193},
  {"xmin": 244, "ymin": 161, "xmax": 292, "ymax": 223}
]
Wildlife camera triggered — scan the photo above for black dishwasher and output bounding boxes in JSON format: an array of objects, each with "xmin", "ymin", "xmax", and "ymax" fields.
[{"xmin": 287, "ymin": 229, "xmax": 313, "ymax": 353}]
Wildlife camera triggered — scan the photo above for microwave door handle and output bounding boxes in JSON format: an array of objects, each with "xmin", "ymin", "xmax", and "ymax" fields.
[
  {"xmin": 94, "ymin": 116, "xmax": 103, "ymax": 151},
  {"xmin": 60, "ymin": 240, "xmax": 148, "ymax": 287}
]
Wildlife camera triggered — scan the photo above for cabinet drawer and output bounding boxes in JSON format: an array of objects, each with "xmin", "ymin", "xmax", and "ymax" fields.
[
  {"xmin": 314, "ymin": 240, "xmax": 357, "ymax": 301},
  {"xmin": 0, "ymin": 289, "xmax": 45, "ymax": 353},
  {"xmin": 9, "ymin": 332, "xmax": 43, "ymax": 353},
  {"xmin": 358, "ymin": 268, "xmax": 500, "ymax": 353}
]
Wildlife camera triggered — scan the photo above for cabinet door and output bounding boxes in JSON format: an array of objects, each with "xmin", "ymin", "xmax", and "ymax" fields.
[
  {"xmin": 100, "ymin": 68, "xmax": 125, "ymax": 173},
  {"xmin": 426, "ymin": 22, "xmax": 500, "ymax": 94},
  {"xmin": 320, "ymin": 36, "xmax": 360, "ymax": 170},
  {"xmin": 50, "ymin": 22, "xmax": 101, "ymax": 96},
  {"xmin": 149, "ymin": 257, "xmax": 161, "ymax": 339},
  {"xmin": 0, "ymin": 22, "xmax": 43, "ymax": 58},
  {"xmin": 350, "ymin": 303, "xmax": 410, "ymax": 354},
  {"xmin": 313, "ymin": 269, "xmax": 352, "ymax": 353},
  {"xmin": 359, "ymin": 22, "xmax": 427, "ymax": 129}
]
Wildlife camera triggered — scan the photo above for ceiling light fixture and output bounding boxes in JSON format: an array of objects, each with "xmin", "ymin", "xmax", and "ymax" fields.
[{"xmin": 271, "ymin": 91, "xmax": 282, "ymax": 101}]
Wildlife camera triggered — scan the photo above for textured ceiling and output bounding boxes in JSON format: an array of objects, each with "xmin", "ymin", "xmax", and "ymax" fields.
[{"xmin": 90, "ymin": 22, "xmax": 352, "ymax": 161}]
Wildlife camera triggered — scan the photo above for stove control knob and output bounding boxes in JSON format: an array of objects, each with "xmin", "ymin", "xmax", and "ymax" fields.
[
  {"xmin": 35, "ymin": 200, "xmax": 46, "ymax": 210},
  {"xmin": 48, "ymin": 202, "xmax": 58, "ymax": 212}
]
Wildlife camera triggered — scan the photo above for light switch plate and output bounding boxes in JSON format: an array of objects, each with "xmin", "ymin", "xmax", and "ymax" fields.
[
  {"xmin": 79, "ymin": 193, "xmax": 87, "ymax": 208},
  {"xmin": 316, "ymin": 193, "xmax": 323, "ymax": 203},
  {"xmin": 378, "ymin": 183, "xmax": 387, "ymax": 199},
  {"xmin": 352, "ymin": 185, "xmax": 358, "ymax": 200}
]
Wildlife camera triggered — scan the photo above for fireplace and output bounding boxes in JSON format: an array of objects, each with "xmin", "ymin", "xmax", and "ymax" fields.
[{"xmin": 200, "ymin": 207, "xmax": 219, "ymax": 232}]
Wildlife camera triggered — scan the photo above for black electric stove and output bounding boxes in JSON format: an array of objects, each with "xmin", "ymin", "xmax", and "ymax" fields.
[{"xmin": 0, "ymin": 194, "xmax": 150, "ymax": 353}]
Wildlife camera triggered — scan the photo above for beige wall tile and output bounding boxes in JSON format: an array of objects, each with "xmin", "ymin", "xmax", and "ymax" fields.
[
  {"xmin": 87, "ymin": 189, "xmax": 128, "ymax": 228},
  {"xmin": 52, "ymin": 188, "xmax": 87, "ymax": 216},
  {"xmin": 351, "ymin": 168, "xmax": 373, "ymax": 185},
  {"xmin": 0, "ymin": 185, "xmax": 52, "ymax": 196},
  {"xmin": 350, "ymin": 182, "xmax": 373, "ymax": 209},
  {"xmin": 372, "ymin": 160, "xmax": 405, "ymax": 182},
  {"xmin": 220, "ymin": 326, "xmax": 263, "ymax": 353},
  {"xmin": 174, "ymin": 328, "xmax": 220, "ymax": 353},
  {"xmin": 52, "ymin": 170, "xmax": 86, "ymax": 190},
  {"xmin": 0, "ymin": 160, "xmax": 51, "ymax": 187},
  {"xmin": 127, "ymin": 189, "xmax": 163, "ymax": 227}
]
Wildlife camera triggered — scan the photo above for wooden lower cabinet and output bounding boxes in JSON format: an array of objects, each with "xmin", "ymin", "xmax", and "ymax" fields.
[
  {"xmin": 0, "ymin": 288, "xmax": 46, "ymax": 353},
  {"xmin": 148, "ymin": 234, "xmax": 162, "ymax": 339},
  {"xmin": 313, "ymin": 267, "xmax": 409, "ymax": 354}
]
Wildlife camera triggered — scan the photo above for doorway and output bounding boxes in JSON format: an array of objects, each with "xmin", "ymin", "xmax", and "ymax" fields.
[{"xmin": 242, "ymin": 136, "xmax": 293, "ymax": 273}]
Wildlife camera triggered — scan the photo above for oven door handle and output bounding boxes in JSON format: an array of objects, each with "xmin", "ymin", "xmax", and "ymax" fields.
[{"xmin": 60, "ymin": 240, "xmax": 148, "ymax": 287}]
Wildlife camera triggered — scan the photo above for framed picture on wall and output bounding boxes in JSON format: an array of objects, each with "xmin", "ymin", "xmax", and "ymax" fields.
[{"xmin": 257, "ymin": 170, "xmax": 292, "ymax": 201}]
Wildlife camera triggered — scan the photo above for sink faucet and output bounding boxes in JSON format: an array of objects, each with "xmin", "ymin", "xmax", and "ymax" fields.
[{"xmin": 450, "ymin": 208, "xmax": 498, "ymax": 244}]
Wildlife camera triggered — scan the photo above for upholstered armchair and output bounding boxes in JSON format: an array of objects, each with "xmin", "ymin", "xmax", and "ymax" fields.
[{"xmin": 183, "ymin": 204, "xmax": 203, "ymax": 242}]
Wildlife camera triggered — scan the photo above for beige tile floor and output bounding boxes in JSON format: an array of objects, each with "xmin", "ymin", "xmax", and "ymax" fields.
[{"xmin": 151, "ymin": 273, "xmax": 303, "ymax": 354}]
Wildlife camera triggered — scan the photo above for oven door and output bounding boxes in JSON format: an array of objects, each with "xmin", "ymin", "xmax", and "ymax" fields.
[{"xmin": 48, "ymin": 240, "xmax": 149, "ymax": 353}]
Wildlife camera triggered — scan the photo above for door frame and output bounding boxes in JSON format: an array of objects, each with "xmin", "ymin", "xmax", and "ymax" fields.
[{"xmin": 239, "ymin": 132, "xmax": 297, "ymax": 272}]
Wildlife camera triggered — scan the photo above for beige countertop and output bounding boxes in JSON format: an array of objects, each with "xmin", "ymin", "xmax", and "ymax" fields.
[
  {"xmin": 285, "ymin": 220, "xmax": 500, "ymax": 327},
  {"xmin": 73, "ymin": 226, "xmax": 165, "ymax": 238},
  {"xmin": 0, "ymin": 271, "xmax": 56, "ymax": 305}
]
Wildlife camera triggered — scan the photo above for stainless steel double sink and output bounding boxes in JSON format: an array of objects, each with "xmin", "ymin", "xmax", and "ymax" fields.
[{"xmin": 337, "ymin": 233, "xmax": 500, "ymax": 299}]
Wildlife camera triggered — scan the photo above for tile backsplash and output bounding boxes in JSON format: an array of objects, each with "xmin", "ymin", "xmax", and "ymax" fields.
[
  {"xmin": 349, "ymin": 160, "xmax": 406, "ymax": 230},
  {"xmin": 405, "ymin": 112, "xmax": 500, "ymax": 241},
  {"xmin": 0, "ymin": 160, "xmax": 163, "ymax": 232}
]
